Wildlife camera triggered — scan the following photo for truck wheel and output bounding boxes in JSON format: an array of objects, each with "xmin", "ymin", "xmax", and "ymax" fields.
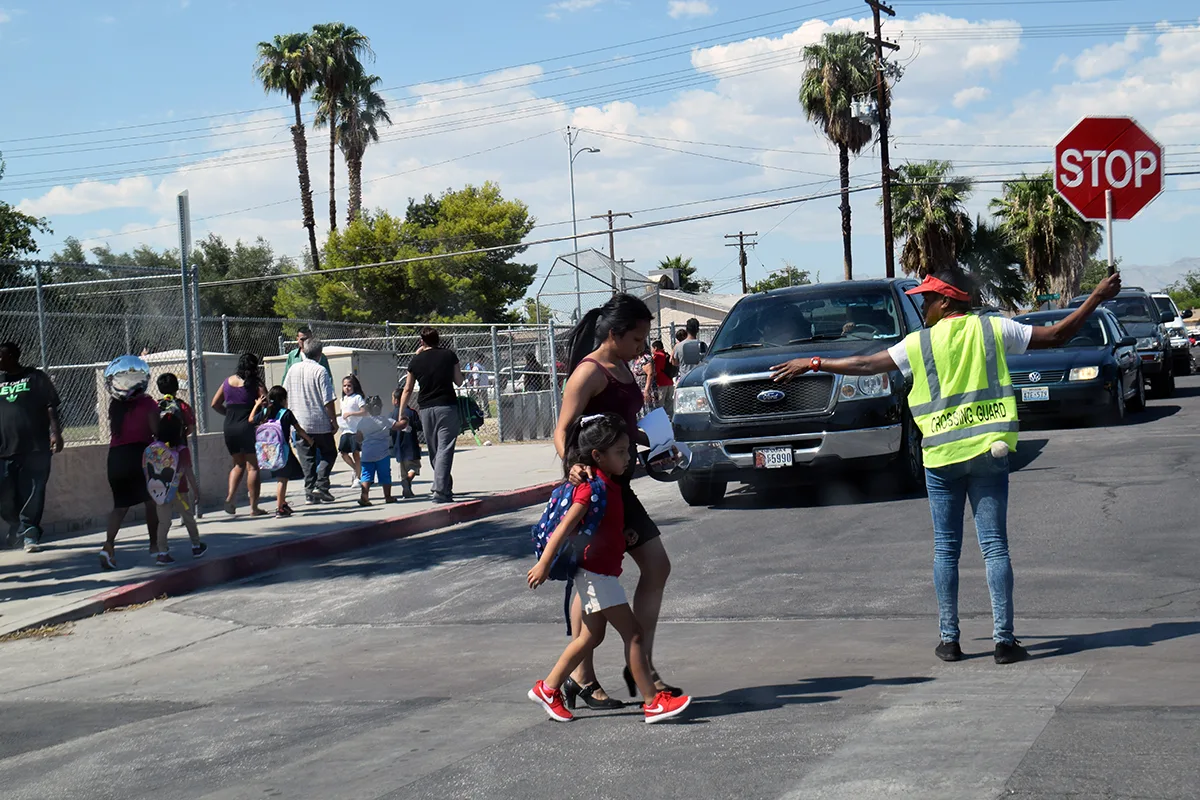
[
  {"xmin": 679, "ymin": 475, "xmax": 727, "ymax": 507},
  {"xmin": 894, "ymin": 413, "xmax": 925, "ymax": 492}
]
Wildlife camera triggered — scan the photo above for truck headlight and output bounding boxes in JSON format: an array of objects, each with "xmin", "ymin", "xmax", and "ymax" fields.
[
  {"xmin": 1137, "ymin": 337, "xmax": 1161, "ymax": 350},
  {"xmin": 1068, "ymin": 366, "xmax": 1100, "ymax": 381},
  {"xmin": 839, "ymin": 373, "xmax": 891, "ymax": 400},
  {"xmin": 674, "ymin": 386, "xmax": 710, "ymax": 415}
]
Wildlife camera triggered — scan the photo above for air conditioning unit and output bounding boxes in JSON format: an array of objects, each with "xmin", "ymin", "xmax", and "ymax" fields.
[{"xmin": 648, "ymin": 269, "xmax": 680, "ymax": 290}]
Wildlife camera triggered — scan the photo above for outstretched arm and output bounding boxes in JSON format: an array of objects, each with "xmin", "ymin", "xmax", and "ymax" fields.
[
  {"xmin": 771, "ymin": 350, "xmax": 899, "ymax": 382},
  {"xmin": 1028, "ymin": 273, "xmax": 1122, "ymax": 349}
]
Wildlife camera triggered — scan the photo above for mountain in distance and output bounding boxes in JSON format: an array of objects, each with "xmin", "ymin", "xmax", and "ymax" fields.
[{"xmin": 1117, "ymin": 257, "xmax": 1200, "ymax": 292}]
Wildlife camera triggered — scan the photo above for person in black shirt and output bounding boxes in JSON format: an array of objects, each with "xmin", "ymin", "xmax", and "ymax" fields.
[
  {"xmin": 0, "ymin": 341, "xmax": 63, "ymax": 553},
  {"xmin": 397, "ymin": 327, "xmax": 464, "ymax": 504}
]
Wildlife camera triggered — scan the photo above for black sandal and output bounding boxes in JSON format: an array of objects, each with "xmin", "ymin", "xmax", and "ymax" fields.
[
  {"xmin": 563, "ymin": 677, "xmax": 624, "ymax": 710},
  {"xmin": 624, "ymin": 665, "xmax": 683, "ymax": 698}
]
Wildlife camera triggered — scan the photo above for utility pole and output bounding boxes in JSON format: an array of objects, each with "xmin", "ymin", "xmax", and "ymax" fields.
[
  {"xmin": 590, "ymin": 210, "xmax": 633, "ymax": 291},
  {"xmin": 725, "ymin": 231, "xmax": 758, "ymax": 294},
  {"xmin": 866, "ymin": 0, "xmax": 900, "ymax": 279}
]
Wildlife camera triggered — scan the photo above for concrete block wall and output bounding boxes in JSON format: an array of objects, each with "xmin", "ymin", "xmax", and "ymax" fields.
[{"xmin": 40, "ymin": 432, "xmax": 247, "ymax": 539}]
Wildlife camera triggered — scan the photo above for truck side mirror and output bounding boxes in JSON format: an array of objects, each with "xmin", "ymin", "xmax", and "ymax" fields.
[{"xmin": 1161, "ymin": 311, "xmax": 1175, "ymax": 324}]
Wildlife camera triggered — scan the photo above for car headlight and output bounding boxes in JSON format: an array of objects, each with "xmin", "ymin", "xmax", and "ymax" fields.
[
  {"xmin": 839, "ymin": 373, "xmax": 891, "ymax": 400},
  {"xmin": 1068, "ymin": 366, "xmax": 1100, "ymax": 381},
  {"xmin": 674, "ymin": 386, "xmax": 710, "ymax": 415},
  {"xmin": 1137, "ymin": 337, "xmax": 1161, "ymax": 350}
]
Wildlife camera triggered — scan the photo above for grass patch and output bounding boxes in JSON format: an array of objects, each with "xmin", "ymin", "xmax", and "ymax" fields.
[
  {"xmin": 0, "ymin": 621, "xmax": 74, "ymax": 643},
  {"xmin": 103, "ymin": 594, "xmax": 169, "ymax": 614}
]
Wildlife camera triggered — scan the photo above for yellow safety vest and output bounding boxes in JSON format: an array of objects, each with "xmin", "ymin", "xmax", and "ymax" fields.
[{"xmin": 904, "ymin": 315, "xmax": 1019, "ymax": 469}]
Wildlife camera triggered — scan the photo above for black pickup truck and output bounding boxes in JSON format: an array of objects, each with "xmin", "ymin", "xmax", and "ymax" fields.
[{"xmin": 671, "ymin": 278, "xmax": 927, "ymax": 506}]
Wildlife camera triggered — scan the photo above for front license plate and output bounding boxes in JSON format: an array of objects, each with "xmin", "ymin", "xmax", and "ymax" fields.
[
  {"xmin": 754, "ymin": 446, "xmax": 793, "ymax": 469},
  {"xmin": 1021, "ymin": 387, "xmax": 1050, "ymax": 402}
]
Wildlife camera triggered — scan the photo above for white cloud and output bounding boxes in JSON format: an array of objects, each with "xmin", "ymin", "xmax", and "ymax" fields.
[
  {"xmin": 668, "ymin": 1, "xmax": 715, "ymax": 19},
  {"xmin": 1071, "ymin": 29, "xmax": 1147, "ymax": 79},
  {"xmin": 98, "ymin": 15, "xmax": 116, "ymax": 24},
  {"xmin": 545, "ymin": 0, "xmax": 605, "ymax": 19},
  {"xmin": 20, "ymin": 177, "xmax": 156, "ymax": 216},
  {"xmin": 952, "ymin": 86, "xmax": 989, "ymax": 108}
]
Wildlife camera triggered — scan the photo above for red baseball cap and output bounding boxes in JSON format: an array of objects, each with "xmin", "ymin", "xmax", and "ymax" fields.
[{"xmin": 905, "ymin": 274, "xmax": 970, "ymax": 302}]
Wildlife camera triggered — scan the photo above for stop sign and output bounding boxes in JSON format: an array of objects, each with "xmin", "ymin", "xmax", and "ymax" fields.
[{"xmin": 1054, "ymin": 116, "xmax": 1163, "ymax": 220}]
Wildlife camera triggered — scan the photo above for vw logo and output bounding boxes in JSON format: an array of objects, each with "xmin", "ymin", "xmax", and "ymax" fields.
[
  {"xmin": 757, "ymin": 389, "xmax": 787, "ymax": 404},
  {"xmin": 1028, "ymin": 372, "xmax": 1042, "ymax": 383}
]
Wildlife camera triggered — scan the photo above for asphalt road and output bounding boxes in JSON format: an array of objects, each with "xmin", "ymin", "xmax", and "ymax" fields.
[{"xmin": 4, "ymin": 377, "xmax": 1200, "ymax": 799}]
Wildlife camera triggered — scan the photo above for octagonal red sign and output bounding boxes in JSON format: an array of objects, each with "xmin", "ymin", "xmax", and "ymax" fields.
[{"xmin": 1054, "ymin": 116, "xmax": 1163, "ymax": 221}]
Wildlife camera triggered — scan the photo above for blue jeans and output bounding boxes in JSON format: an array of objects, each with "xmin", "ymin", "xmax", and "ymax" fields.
[
  {"xmin": 925, "ymin": 451, "xmax": 1015, "ymax": 645},
  {"xmin": 0, "ymin": 451, "xmax": 52, "ymax": 546}
]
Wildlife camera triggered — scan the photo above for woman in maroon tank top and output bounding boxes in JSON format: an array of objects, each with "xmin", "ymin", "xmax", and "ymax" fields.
[{"xmin": 552, "ymin": 293, "xmax": 680, "ymax": 709}]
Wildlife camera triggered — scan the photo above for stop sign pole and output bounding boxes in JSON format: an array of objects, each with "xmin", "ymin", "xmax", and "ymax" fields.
[{"xmin": 1054, "ymin": 116, "xmax": 1164, "ymax": 275}]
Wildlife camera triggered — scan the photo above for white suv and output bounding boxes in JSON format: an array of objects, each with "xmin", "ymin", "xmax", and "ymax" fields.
[{"xmin": 1153, "ymin": 293, "xmax": 1194, "ymax": 375}]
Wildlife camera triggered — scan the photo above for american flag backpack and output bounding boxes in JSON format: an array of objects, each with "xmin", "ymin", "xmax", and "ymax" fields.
[{"xmin": 530, "ymin": 478, "xmax": 608, "ymax": 582}]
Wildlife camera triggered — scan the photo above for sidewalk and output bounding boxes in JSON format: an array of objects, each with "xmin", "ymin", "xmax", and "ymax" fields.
[{"xmin": 0, "ymin": 442, "xmax": 560, "ymax": 637}]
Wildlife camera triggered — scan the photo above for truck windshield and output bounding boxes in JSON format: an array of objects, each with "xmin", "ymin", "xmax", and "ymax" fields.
[
  {"xmin": 1153, "ymin": 296, "xmax": 1177, "ymax": 319},
  {"xmin": 711, "ymin": 290, "xmax": 902, "ymax": 353},
  {"xmin": 1102, "ymin": 297, "xmax": 1155, "ymax": 324}
]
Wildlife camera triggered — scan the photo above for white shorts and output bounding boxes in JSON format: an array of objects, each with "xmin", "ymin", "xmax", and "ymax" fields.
[{"xmin": 574, "ymin": 569, "xmax": 628, "ymax": 615}]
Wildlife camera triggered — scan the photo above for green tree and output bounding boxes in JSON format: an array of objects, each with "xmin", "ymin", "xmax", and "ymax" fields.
[
  {"xmin": 310, "ymin": 22, "xmax": 373, "ymax": 232},
  {"xmin": 255, "ymin": 32, "xmax": 321, "ymax": 269},
  {"xmin": 989, "ymin": 172, "xmax": 1102, "ymax": 301},
  {"xmin": 887, "ymin": 160, "xmax": 973, "ymax": 276},
  {"xmin": 321, "ymin": 71, "xmax": 391, "ymax": 225},
  {"xmin": 1167, "ymin": 268, "xmax": 1200, "ymax": 311},
  {"xmin": 749, "ymin": 263, "xmax": 813, "ymax": 292},
  {"xmin": 799, "ymin": 31, "xmax": 880, "ymax": 281},
  {"xmin": 958, "ymin": 218, "xmax": 1027, "ymax": 311},
  {"xmin": 1079, "ymin": 257, "xmax": 1118, "ymax": 294},
  {"xmin": 657, "ymin": 255, "xmax": 712, "ymax": 293},
  {"xmin": 0, "ymin": 157, "xmax": 53, "ymax": 282},
  {"xmin": 522, "ymin": 297, "xmax": 553, "ymax": 324},
  {"xmin": 275, "ymin": 182, "xmax": 537, "ymax": 323},
  {"xmin": 191, "ymin": 234, "xmax": 294, "ymax": 319}
]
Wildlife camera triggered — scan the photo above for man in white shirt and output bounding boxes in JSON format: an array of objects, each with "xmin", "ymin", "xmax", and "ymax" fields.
[{"xmin": 283, "ymin": 337, "xmax": 338, "ymax": 503}]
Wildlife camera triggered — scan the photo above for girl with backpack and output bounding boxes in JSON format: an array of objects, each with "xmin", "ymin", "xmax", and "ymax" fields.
[
  {"xmin": 252, "ymin": 386, "xmax": 313, "ymax": 518},
  {"xmin": 527, "ymin": 413, "xmax": 691, "ymax": 724},
  {"xmin": 552, "ymin": 294, "xmax": 679, "ymax": 710},
  {"xmin": 144, "ymin": 401, "xmax": 205, "ymax": 566}
]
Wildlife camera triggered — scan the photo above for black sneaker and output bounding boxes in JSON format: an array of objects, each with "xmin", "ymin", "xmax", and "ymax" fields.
[
  {"xmin": 935, "ymin": 641, "xmax": 963, "ymax": 662},
  {"xmin": 317, "ymin": 490, "xmax": 337, "ymax": 503},
  {"xmin": 994, "ymin": 640, "xmax": 1029, "ymax": 665},
  {"xmin": 192, "ymin": 542, "xmax": 208, "ymax": 559},
  {"xmin": 307, "ymin": 494, "xmax": 323, "ymax": 504}
]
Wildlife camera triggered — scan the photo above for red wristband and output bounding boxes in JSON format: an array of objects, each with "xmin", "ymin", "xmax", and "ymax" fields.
[{"xmin": 810, "ymin": 356, "xmax": 822, "ymax": 372}]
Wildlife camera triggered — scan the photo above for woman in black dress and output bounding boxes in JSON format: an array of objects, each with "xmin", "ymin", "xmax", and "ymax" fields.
[{"xmin": 212, "ymin": 352, "xmax": 267, "ymax": 517}]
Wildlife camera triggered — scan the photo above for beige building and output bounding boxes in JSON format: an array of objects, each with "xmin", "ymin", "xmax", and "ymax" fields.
[{"xmin": 654, "ymin": 290, "xmax": 742, "ymax": 332}]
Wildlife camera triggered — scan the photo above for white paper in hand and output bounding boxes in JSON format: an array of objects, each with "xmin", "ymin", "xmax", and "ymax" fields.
[{"xmin": 638, "ymin": 407, "xmax": 692, "ymax": 464}]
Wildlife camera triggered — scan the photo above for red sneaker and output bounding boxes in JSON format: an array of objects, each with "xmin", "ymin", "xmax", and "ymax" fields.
[
  {"xmin": 528, "ymin": 681, "xmax": 574, "ymax": 722},
  {"xmin": 643, "ymin": 690, "xmax": 691, "ymax": 724}
]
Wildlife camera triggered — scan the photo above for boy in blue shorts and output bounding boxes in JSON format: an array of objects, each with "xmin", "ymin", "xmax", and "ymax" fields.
[{"xmin": 356, "ymin": 395, "xmax": 399, "ymax": 506}]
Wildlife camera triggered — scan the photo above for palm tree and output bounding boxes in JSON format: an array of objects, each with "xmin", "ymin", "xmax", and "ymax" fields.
[
  {"xmin": 255, "ymin": 33, "xmax": 321, "ymax": 269},
  {"xmin": 989, "ymin": 172, "xmax": 1102, "ymax": 302},
  {"xmin": 309, "ymin": 23, "xmax": 373, "ymax": 232},
  {"xmin": 959, "ymin": 217, "xmax": 1028, "ymax": 311},
  {"xmin": 799, "ymin": 31, "xmax": 877, "ymax": 281},
  {"xmin": 887, "ymin": 160, "xmax": 974, "ymax": 277},
  {"xmin": 656, "ymin": 254, "xmax": 711, "ymax": 293},
  {"xmin": 317, "ymin": 72, "xmax": 391, "ymax": 225}
]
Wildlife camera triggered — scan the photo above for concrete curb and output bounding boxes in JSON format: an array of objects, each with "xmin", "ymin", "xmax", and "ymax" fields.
[{"xmin": 12, "ymin": 482, "xmax": 559, "ymax": 635}]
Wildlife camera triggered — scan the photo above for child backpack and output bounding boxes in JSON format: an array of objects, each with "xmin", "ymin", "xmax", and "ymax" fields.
[
  {"xmin": 143, "ymin": 441, "xmax": 181, "ymax": 505},
  {"xmin": 255, "ymin": 410, "xmax": 289, "ymax": 471},
  {"xmin": 530, "ymin": 477, "xmax": 608, "ymax": 581}
]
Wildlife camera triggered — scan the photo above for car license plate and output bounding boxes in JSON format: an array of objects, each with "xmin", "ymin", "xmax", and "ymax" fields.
[
  {"xmin": 754, "ymin": 446, "xmax": 793, "ymax": 469},
  {"xmin": 1021, "ymin": 387, "xmax": 1050, "ymax": 402}
]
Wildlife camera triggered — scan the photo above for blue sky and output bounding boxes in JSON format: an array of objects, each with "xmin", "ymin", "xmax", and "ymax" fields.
[{"xmin": 2, "ymin": 0, "xmax": 1198, "ymax": 302}]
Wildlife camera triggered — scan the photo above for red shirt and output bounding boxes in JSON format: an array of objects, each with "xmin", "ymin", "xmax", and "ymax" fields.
[
  {"xmin": 652, "ymin": 351, "xmax": 672, "ymax": 387},
  {"xmin": 572, "ymin": 471, "xmax": 626, "ymax": 577},
  {"xmin": 110, "ymin": 394, "xmax": 160, "ymax": 447}
]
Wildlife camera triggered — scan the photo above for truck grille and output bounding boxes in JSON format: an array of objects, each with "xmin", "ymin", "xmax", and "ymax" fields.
[
  {"xmin": 709, "ymin": 375, "xmax": 835, "ymax": 419},
  {"xmin": 1010, "ymin": 369, "xmax": 1065, "ymax": 385}
]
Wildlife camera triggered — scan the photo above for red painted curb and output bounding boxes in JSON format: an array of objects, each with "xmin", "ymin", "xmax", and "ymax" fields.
[{"xmin": 59, "ymin": 482, "xmax": 559, "ymax": 624}]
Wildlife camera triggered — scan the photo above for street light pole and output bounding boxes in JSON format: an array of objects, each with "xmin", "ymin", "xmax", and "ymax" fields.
[{"xmin": 567, "ymin": 126, "xmax": 600, "ymax": 321}]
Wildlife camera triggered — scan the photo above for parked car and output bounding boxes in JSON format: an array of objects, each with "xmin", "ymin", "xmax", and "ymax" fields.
[
  {"xmin": 1068, "ymin": 287, "xmax": 1176, "ymax": 398},
  {"xmin": 671, "ymin": 278, "xmax": 926, "ymax": 506},
  {"xmin": 1007, "ymin": 308, "xmax": 1144, "ymax": 425}
]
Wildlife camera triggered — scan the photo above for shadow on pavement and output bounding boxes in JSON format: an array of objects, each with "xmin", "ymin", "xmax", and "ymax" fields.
[
  {"xmin": 1024, "ymin": 620, "xmax": 1200, "ymax": 659},
  {"xmin": 717, "ymin": 477, "xmax": 926, "ymax": 511},
  {"xmin": 1010, "ymin": 438, "xmax": 1049, "ymax": 471},
  {"xmin": 690, "ymin": 675, "xmax": 934, "ymax": 719}
]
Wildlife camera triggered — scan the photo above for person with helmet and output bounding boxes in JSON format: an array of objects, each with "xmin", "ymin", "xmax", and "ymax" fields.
[
  {"xmin": 99, "ymin": 355, "xmax": 162, "ymax": 570},
  {"xmin": 771, "ymin": 269, "xmax": 1122, "ymax": 664}
]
